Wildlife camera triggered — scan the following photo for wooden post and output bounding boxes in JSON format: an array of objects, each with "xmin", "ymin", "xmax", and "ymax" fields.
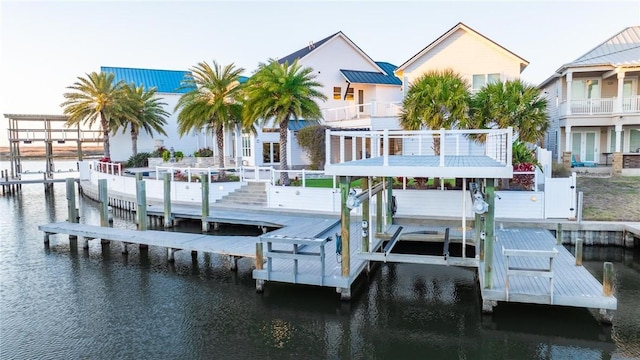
[
  {"xmin": 386, "ymin": 177, "xmax": 393, "ymax": 225},
  {"xmin": 136, "ymin": 177, "xmax": 147, "ymax": 231},
  {"xmin": 483, "ymin": 178, "xmax": 495, "ymax": 289},
  {"xmin": 340, "ymin": 176, "xmax": 350, "ymax": 277},
  {"xmin": 98, "ymin": 179, "xmax": 109, "ymax": 227},
  {"xmin": 361, "ymin": 177, "xmax": 369, "ymax": 253},
  {"xmin": 475, "ymin": 212, "xmax": 483, "ymax": 260},
  {"xmin": 163, "ymin": 173, "xmax": 172, "ymax": 228},
  {"xmin": 200, "ymin": 174, "xmax": 210, "ymax": 232},
  {"xmin": 255, "ymin": 242, "xmax": 263, "ymax": 270},
  {"xmin": 66, "ymin": 178, "xmax": 78, "ymax": 240},
  {"xmin": 603, "ymin": 262, "xmax": 614, "ymax": 296},
  {"xmin": 376, "ymin": 181, "xmax": 382, "ymax": 234},
  {"xmin": 556, "ymin": 223, "xmax": 563, "ymax": 245},
  {"xmin": 575, "ymin": 238, "xmax": 584, "ymax": 266}
]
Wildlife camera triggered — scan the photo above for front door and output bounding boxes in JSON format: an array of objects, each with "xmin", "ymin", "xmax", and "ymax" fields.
[
  {"xmin": 262, "ymin": 142, "xmax": 280, "ymax": 164},
  {"xmin": 358, "ymin": 89, "xmax": 364, "ymax": 113},
  {"xmin": 572, "ymin": 132, "xmax": 598, "ymax": 162}
]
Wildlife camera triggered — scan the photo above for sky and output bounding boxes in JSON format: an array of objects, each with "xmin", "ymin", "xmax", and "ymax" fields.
[{"xmin": 0, "ymin": 0, "xmax": 639, "ymax": 146}]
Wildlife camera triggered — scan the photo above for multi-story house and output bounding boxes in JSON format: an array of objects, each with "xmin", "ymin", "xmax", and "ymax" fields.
[{"xmin": 540, "ymin": 26, "xmax": 640, "ymax": 174}]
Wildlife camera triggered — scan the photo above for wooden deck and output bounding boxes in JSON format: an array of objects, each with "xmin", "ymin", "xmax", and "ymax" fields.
[{"xmin": 479, "ymin": 227, "xmax": 617, "ymax": 310}]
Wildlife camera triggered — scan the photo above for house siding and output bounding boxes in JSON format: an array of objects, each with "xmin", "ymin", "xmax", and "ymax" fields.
[{"xmin": 402, "ymin": 28, "xmax": 522, "ymax": 87}]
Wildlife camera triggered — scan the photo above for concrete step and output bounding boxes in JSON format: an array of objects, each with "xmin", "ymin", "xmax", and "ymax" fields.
[{"xmin": 216, "ymin": 182, "xmax": 267, "ymax": 206}]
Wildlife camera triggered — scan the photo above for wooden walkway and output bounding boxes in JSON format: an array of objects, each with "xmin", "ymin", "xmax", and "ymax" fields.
[{"xmin": 479, "ymin": 228, "xmax": 617, "ymax": 311}]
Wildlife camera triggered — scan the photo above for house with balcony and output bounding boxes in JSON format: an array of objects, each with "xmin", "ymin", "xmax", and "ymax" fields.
[{"xmin": 539, "ymin": 26, "xmax": 640, "ymax": 174}]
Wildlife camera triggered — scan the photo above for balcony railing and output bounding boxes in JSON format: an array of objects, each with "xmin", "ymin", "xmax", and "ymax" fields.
[
  {"xmin": 560, "ymin": 96, "xmax": 640, "ymax": 115},
  {"xmin": 322, "ymin": 101, "xmax": 401, "ymax": 123}
]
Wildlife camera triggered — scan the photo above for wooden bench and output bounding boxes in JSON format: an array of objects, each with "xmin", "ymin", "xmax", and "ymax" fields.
[{"xmin": 502, "ymin": 247, "xmax": 558, "ymax": 303}]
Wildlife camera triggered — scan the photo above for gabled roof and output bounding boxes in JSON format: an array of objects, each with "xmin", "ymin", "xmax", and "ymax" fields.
[
  {"xmin": 101, "ymin": 66, "xmax": 192, "ymax": 93},
  {"xmin": 396, "ymin": 22, "xmax": 529, "ymax": 73},
  {"xmin": 562, "ymin": 26, "xmax": 640, "ymax": 68},
  {"xmin": 277, "ymin": 31, "xmax": 385, "ymax": 73}
]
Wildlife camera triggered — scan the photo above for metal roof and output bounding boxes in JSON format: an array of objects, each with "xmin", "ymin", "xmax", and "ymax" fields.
[
  {"xmin": 339, "ymin": 68, "xmax": 402, "ymax": 85},
  {"xmin": 375, "ymin": 62, "xmax": 398, "ymax": 76},
  {"xmin": 288, "ymin": 120, "xmax": 320, "ymax": 131},
  {"xmin": 566, "ymin": 26, "xmax": 640, "ymax": 67},
  {"xmin": 100, "ymin": 66, "xmax": 193, "ymax": 93}
]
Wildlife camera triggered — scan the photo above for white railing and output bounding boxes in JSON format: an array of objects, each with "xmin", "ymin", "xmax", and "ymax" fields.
[
  {"xmin": 154, "ymin": 165, "xmax": 238, "ymax": 183},
  {"xmin": 622, "ymin": 95, "xmax": 640, "ymax": 113},
  {"xmin": 560, "ymin": 96, "xmax": 640, "ymax": 116},
  {"xmin": 570, "ymin": 98, "xmax": 614, "ymax": 114},
  {"xmin": 239, "ymin": 166, "xmax": 275, "ymax": 182},
  {"xmin": 322, "ymin": 101, "xmax": 401, "ymax": 123},
  {"xmin": 93, "ymin": 160, "xmax": 122, "ymax": 175},
  {"xmin": 324, "ymin": 128, "xmax": 513, "ymax": 168},
  {"xmin": 270, "ymin": 169, "xmax": 336, "ymax": 187}
]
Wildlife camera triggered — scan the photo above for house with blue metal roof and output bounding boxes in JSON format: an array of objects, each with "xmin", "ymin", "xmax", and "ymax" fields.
[{"xmin": 99, "ymin": 66, "xmax": 214, "ymax": 162}]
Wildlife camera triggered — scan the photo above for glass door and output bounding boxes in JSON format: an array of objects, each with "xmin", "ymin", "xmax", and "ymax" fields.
[{"xmin": 572, "ymin": 132, "xmax": 598, "ymax": 162}]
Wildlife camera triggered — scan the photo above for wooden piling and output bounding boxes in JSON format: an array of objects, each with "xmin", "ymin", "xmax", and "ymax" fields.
[
  {"xmin": 255, "ymin": 242, "xmax": 263, "ymax": 270},
  {"xmin": 163, "ymin": 173, "xmax": 172, "ymax": 228},
  {"xmin": 556, "ymin": 223, "xmax": 563, "ymax": 245},
  {"xmin": 340, "ymin": 176, "xmax": 351, "ymax": 278},
  {"xmin": 200, "ymin": 174, "xmax": 210, "ymax": 232},
  {"xmin": 386, "ymin": 177, "xmax": 393, "ymax": 225},
  {"xmin": 483, "ymin": 178, "xmax": 495, "ymax": 289},
  {"xmin": 603, "ymin": 262, "xmax": 614, "ymax": 296},
  {"xmin": 136, "ymin": 178, "xmax": 148, "ymax": 231},
  {"xmin": 376, "ymin": 182, "xmax": 382, "ymax": 234},
  {"xmin": 575, "ymin": 238, "xmax": 583, "ymax": 266},
  {"xmin": 98, "ymin": 179, "xmax": 109, "ymax": 227},
  {"xmin": 66, "ymin": 178, "xmax": 78, "ymax": 240},
  {"xmin": 361, "ymin": 177, "xmax": 369, "ymax": 253}
]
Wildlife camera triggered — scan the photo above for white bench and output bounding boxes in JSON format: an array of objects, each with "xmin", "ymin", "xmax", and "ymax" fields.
[{"xmin": 502, "ymin": 247, "xmax": 559, "ymax": 303}]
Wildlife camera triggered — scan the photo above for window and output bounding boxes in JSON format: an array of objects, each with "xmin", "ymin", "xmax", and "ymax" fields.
[
  {"xmin": 473, "ymin": 73, "xmax": 501, "ymax": 91},
  {"xmin": 345, "ymin": 87, "xmax": 354, "ymax": 101},
  {"xmin": 571, "ymin": 79, "xmax": 600, "ymax": 100},
  {"xmin": 333, "ymin": 87, "xmax": 341, "ymax": 100},
  {"xmin": 488, "ymin": 73, "xmax": 501, "ymax": 84},
  {"xmin": 242, "ymin": 135, "xmax": 251, "ymax": 157},
  {"xmin": 472, "ymin": 75, "xmax": 485, "ymax": 91},
  {"xmin": 630, "ymin": 129, "xmax": 640, "ymax": 153}
]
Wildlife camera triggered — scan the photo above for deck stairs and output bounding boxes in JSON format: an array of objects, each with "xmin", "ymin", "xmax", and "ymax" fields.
[{"xmin": 217, "ymin": 182, "xmax": 267, "ymax": 206}]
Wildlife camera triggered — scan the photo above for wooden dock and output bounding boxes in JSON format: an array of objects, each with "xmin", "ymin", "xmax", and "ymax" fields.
[{"xmin": 479, "ymin": 227, "xmax": 616, "ymax": 315}]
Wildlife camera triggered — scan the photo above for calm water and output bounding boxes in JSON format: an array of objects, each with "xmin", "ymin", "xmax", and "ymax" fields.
[{"xmin": 1, "ymin": 161, "xmax": 639, "ymax": 359}]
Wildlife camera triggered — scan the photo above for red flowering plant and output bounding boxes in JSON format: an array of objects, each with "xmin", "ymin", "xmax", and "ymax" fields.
[{"xmin": 511, "ymin": 140, "xmax": 541, "ymax": 190}]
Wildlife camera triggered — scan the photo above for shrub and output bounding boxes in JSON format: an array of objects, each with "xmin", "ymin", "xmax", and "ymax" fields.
[
  {"xmin": 126, "ymin": 152, "xmax": 151, "ymax": 168},
  {"xmin": 175, "ymin": 151, "xmax": 184, "ymax": 161},
  {"xmin": 152, "ymin": 146, "xmax": 167, "ymax": 157},
  {"xmin": 194, "ymin": 147, "xmax": 214, "ymax": 157},
  {"xmin": 297, "ymin": 125, "xmax": 328, "ymax": 170},
  {"xmin": 162, "ymin": 150, "xmax": 170, "ymax": 162}
]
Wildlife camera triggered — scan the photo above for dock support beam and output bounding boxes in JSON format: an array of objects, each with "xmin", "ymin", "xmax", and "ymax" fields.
[
  {"xmin": 376, "ymin": 182, "xmax": 382, "ymax": 234},
  {"xmin": 386, "ymin": 177, "xmax": 393, "ymax": 226},
  {"xmin": 228, "ymin": 256, "xmax": 238, "ymax": 271},
  {"xmin": 255, "ymin": 242, "xmax": 265, "ymax": 293},
  {"xmin": 482, "ymin": 300, "xmax": 497, "ymax": 314},
  {"xmin": 201, "ymin": 174, "xmax": 210, "ymax": 232},
  {"xmin": 66, "ymin": 178, "xmax": 78, "ymax": 240},
  {"xmin": 575, "ymin": 238, "xmax": 583, "ymax": 266},
  {"xmin": 339, "ymin": 176, "xmax": 351, "ymax": 279},
  {"xmin": 483, "ymin": 179, "xmax": 495, "ymax": 289},
  {"xmin": 167, "ymin": 248, "xmax": 177, "ymax": 262},
  {"xmin": 603, "ymin": 262, "xmax": 614, "ymax": 296},
  {"xmin": 361, "ymin": 177, "xmax": 369, "ymax": 253},
  {"xmin": 556, "ymin": 223, "xmax": 563, "ymax": 245},
  {"xmin": 136, "ymin": 175, "xmax": 147, "ymax": 231},
  {"xmin": 98, "ymin": 179, "xmax": 109, "ymax": 227},
  {"xmin": 338, "ymin": 287, "xmax": 351, "ymax": 301},
  {"xmin": 163, "ymin": 173, "xmax": 172, "ymax": 228}
]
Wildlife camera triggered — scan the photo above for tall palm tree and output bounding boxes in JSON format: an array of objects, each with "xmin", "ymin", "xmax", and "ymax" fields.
[
  {"xmin": 244, "ymin": 59, "xmax": 326, "ymax": 185},
  {"xmin": 117, "ymin": 84, "xmax": 169, "ymax": 157},
  {"xmin": 469, "ymin": 80, "xmax": 549, "ymax": 145},
  {"xmin": 400, "ymin": 69, "xmax": 471, "ymax": 155},
  {"xmin": 175, "ymin": 60, "xmax": 245, "ymax": 178},
  {"xmin": 61, "ymin": 72, "xmax": 126, "ymax": 159}
]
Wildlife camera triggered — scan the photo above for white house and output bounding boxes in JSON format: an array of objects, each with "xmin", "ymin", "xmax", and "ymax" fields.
[{"xmin": 539, "ymin": 26, "xmax": 640, "ymax": 174}]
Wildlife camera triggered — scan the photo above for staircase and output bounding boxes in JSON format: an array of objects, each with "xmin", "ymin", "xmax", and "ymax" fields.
[{"xmin": 216, "ymin": 182, "xmax": 267, "ymax": 206}]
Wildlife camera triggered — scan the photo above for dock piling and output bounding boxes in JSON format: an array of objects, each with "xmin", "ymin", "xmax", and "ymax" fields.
[
  {"xmin": 575, "ymin": 238, "xmax": 584, "ymax": 266},
  {"xmin": 228, "ymin": 255, "xmax": 238, "ymax": 271},
  {"xmin": 603, "ymin": 262, "xmax": 614, "ymax": 296},
  {"xmin": 98, "ymin": 179, "xmax": 109, "ymax": 227},
  {"xmin": 163, "ymin": 173, "xmax": 172, "ymax": 228},
  {"xmin": 136, "ymin": 177, "xmax": 148, "ymax": 231},
  {"xmin": 556, "ymin": 223, "xmax": 563, "ymax": 245},
  {"xmin": 201, "ymin": 174, "xmax": 210, "ymax": 232}
]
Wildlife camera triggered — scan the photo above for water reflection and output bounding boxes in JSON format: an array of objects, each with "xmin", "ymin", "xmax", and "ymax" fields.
[{"xmin": 1, "ymin": 161, "xmax": 639, "ymax": 359}]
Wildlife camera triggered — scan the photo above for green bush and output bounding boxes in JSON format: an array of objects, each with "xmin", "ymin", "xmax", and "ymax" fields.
[
  {"xmin": 162, "ymin": 150, "xmax": 170, "ymax": 162},
  {"xmin": 194, "ymin": 147, "xmax": 214, "ymax": 157},
  {"xmin": 152, "ymin": 146, "xmax": 167, "ymax": 157},
  {"xmin": 125, "ymin": 152, "xmax": 152, "ymax": 168},
  {"xmin": 297, "ymin": 125, "xmax": 328, "ymax": 170},
  {"xmin": 175, "ymin": 151, "xmax": 184, "ymax": 161}
]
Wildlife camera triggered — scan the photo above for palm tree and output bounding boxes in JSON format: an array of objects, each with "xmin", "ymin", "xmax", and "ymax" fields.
[
  {"xmin": 175, "ymin": 60, "xmax": 245, "ymax": 178},
  {"xmin": 61, "ymin": 72, "xmax": 126, "ymax": 159},
  {"xmin": 400, "ymin": 69, "xmax": 471, "ymax": 155},
  {"xmin": 117, "ymin": 84, "xmax": 169, "ymax": 158},
  {"xmin": 469, "ymin": 80, "xmax": 549, "ymax": 144},
  {"xmin": 244, "ymin": 59, "xmax": 326, "ymax": 185}
]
